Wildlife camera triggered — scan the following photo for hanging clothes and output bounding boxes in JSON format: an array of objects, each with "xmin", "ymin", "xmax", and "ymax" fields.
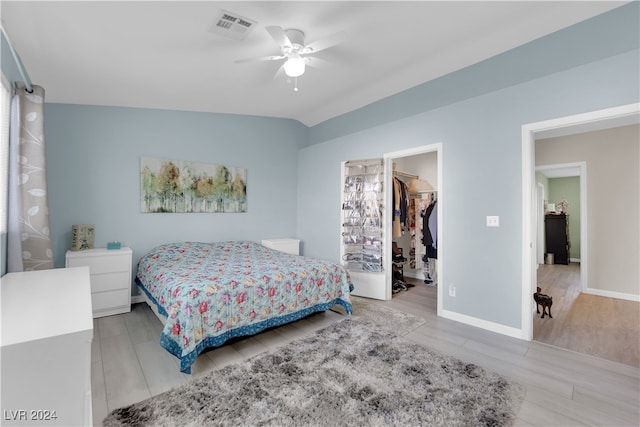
[
  {"xmin": 392, "ymin": 177, "xmax": 410, "ymax": 238},
  {"xmin": 419, "ymin": 194, "xmax": 438, "ymax": 285},
  {"xmin": 421, "ymin": 195, "xmax": 437, "ymax": 259},
  {"xmin": 400, "ymin": 179, "xmax": 410, "ymax": 227},
  {"xmin": 421, "ymin": 199, "xmax": 433, "ymax": 247},
  {"xmin": 393, "ymin": 177, "xmax": 401, "ymax": 238},
  {"xmin": 427, "ymin": 200, "xmax": 437, "ymax": 259}
]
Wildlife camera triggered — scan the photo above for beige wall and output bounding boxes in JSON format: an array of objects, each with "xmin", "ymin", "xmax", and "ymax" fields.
[{"xmin": 536, "ymin": 125, "xmax": 639, "ymax": 297}]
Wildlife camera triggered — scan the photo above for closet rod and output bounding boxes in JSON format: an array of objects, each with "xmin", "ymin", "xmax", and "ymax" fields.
[
  {"xmin": 0, "ymin": 25, "xmax": 33, "ymax": 93},
  {"xmin": 411, "ymin": 190, "xmax": 437, "ymax": 197},
  {"xmin": 393, "ymin": 170, "xmax": 419, "ymax": 180}
]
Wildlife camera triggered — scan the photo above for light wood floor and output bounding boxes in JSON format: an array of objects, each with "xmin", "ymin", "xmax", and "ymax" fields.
[
  {"xmin": 535, "ymin": 263, "xmax": 640, "ymax": 367},
  {"xmin": 92, "ymin": 281, "xmax": 640, "ymax": 426}
]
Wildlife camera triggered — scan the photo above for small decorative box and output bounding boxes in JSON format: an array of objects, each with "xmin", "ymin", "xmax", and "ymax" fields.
[{"xmin": 107, "ymin": 241, "xmax": 121, "ymax": 250}]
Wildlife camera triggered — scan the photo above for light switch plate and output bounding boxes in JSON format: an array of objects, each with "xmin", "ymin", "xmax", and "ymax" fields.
[{"xmin": 486, "ymin": 216, "xmax": 500, "ymax": 227}]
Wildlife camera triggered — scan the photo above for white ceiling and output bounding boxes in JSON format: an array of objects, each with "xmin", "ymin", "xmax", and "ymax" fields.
[{"xmin": 0, "ymin": 1, "xmax": 628, "ymax": 127}]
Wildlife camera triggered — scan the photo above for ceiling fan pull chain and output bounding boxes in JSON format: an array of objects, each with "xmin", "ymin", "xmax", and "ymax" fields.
[{"xmin": 294, "ymin": 77, "xmax": 299, "ymax": 92}]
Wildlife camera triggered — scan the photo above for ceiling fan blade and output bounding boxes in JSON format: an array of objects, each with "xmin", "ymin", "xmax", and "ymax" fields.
[
  {"xmin": 235, "ymin": 55, "xmax": 286, "ymax": 64},
  {"xmin": 304, "ymin": 56, "xmax": 331, "ymax": 70},
  {"xmin": 265, "ymin": 25, "xmax": 292, "ymax": 49},
  {"xmin": 273, "ymin": 63, "xmax": 286, "ymax": 80},
  {"xmin": 304, "ymin": 31, "xmax": 347, "ymax": 53}
]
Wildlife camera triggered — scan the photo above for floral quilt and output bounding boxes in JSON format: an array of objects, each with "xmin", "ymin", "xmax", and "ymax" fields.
[{"xmin": 136, "ymin": 241, "xmax": 353, "ymax": 373}]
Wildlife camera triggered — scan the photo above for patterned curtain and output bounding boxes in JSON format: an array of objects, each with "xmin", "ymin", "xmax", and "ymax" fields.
[{"xmin": 7, "ymin": 82, "xmax": 53, "ymax": 272}]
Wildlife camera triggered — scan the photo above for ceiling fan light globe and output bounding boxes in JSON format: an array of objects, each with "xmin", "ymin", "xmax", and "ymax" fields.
[{"xmin": 284, "ymin": 57, "xmax": 305, "ymax": 77}]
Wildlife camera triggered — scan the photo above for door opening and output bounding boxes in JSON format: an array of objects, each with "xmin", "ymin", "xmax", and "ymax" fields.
[
  {"xmin": 384, "ymin": 143, "xmax": 442, "ymax": 315},
  {"xmin": 521, "ymin": 103, "xmax": 639, "ymax": 341},
  {"xmin": 534, "ymin": 163, "xmax": 585, "ymax": 344}
]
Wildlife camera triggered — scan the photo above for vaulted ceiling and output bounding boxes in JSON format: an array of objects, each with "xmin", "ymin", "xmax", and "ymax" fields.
[{"xmin": 1, "ymin": 1, "xmax": 627, "ymax": 126}]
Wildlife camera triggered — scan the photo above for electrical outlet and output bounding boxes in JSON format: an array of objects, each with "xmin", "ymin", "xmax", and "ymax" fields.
[{"xmin": 449, "ymin": 285, "xmax": 456, "ymax": 297}]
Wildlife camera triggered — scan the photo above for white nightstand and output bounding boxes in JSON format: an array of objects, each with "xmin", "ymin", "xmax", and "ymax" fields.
[
  {"xmin": 65, "ymin": 247, "xmax": 133, "ymax": 318},
  {"xmin": 261, "ymin": 238, "xmax": 300, "ymax": 255}
]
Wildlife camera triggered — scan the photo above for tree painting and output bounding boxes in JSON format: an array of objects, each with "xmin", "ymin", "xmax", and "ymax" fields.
[{"xmin": 141, "ymin": 157, "xmax": 247, "ymax": 213}]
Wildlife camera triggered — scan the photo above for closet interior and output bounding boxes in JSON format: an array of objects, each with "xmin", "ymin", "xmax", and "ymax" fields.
[{"xmin": 391, "ymin": 154, "xmax": 438, "ymax": 293}]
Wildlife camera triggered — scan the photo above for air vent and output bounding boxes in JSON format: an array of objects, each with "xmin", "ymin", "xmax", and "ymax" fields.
[{"xmin": 208, "ymin": 10, "xmax": 257, "ymax": 41}]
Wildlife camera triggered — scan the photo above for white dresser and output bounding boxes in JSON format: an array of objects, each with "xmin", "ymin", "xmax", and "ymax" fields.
[
  {"xmin": 0, "ymin": 267, "xmax": 93, "ymax": 426},
  {"xmin": 65, "ymin": 247, "xmax": 133, "ymax": 318},
  {"xmin": 261, "ymin": 238, "xmax": 300, "ymax": 255}
]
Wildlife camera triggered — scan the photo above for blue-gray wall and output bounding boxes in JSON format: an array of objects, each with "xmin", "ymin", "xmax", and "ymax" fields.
[
  {"xmin": 305, "ymin": 2, "xmax": 640, "ymax": 147},
  {"xmin": 296, "ymin": 3, "xmax": 639, "ymax": 329},
  {"xmin": 2, "ymin": 3, "xmax": 639, "ymax": 333},
  {"xmin": 45, "ymin": 105, "xmax": 306, "ymax": 270}
]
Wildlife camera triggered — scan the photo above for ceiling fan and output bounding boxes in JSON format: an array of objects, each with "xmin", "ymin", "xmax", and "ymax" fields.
[{"xmin": 235, "ymin": 26, "xmax": 347, "ymax": 91}]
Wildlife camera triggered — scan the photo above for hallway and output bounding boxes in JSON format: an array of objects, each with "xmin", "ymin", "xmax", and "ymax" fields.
[{"xmin": 534, "ymin": 263, "xmax": 639, "ymax": 367}]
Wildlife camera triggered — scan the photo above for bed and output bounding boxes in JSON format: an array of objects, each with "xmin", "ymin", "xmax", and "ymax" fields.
[{"xmin": 136, "ymin": 240, "xmax": 354, "ymax": 373}]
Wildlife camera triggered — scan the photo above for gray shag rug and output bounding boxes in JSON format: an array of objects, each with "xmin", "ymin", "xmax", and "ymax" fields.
[{"xmin": 104, "ymin": 299, "xmax": 524, "ymax": 426}]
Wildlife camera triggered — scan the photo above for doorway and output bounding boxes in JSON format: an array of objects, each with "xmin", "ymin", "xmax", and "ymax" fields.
[
  {"xmin": 384, "ymin": 143, "xmax": 442, "ymax": 316},
  {"xmin": 533, "ymin": 162, "xmax": 587, "ymax": 347},
  {"xmin": 535, "ymin": 162, "xmax": 587, "ymax": 289},
  {"xmin": 521, "ymin": 103, "xmax": 640, "ymax": 344}
]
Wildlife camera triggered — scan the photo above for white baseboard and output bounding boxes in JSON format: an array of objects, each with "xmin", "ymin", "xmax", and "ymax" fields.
[
  {"xmin": 440, "ymin": 309, "xmax": 525, "ymax": 340},
  {"xmin": 569, "ymin": 258, "xmax": 581, "ymax": 263},
  {"xmin": 584, "ymin": 287, "xmax": 640, "ymax": 302}
]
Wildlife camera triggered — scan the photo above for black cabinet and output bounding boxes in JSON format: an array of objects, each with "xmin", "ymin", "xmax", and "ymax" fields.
[{"xmin": 545, "ymin": 214, "xmax": 570, "ymax": 265}]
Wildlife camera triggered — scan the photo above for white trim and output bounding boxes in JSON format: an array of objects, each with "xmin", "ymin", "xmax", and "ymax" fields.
[
  {"xmin": 440, "ymin": 309, "xmax": 523, "ymax": 339},
  {"xmin": 522, "ymin": 124, "xmax": 536, "ymax": 340},
  {"xmin": 585, "ymin": 287, "xmax": 640, "ymax": 302},
  {"xmin": 383, "ymin": 158, "xmax": 394, "ymax": 301},
  {"xmin": 521, "ymin": 103, "xmax": 640, "ymax": 342},
  {"xmin": 384, "ymin": 143, "xmax": 443, "ymax": 315},
  {"xmin": 536, "ymin": 183, "xmax": 545, "ymax": 266},
  {"xmin": 579, "ymin": 163, "xmax": 588, "ymax": 295},
  {"xmin": 528, "ymin": 104, "xmax": 640, "ymax": 137}
]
